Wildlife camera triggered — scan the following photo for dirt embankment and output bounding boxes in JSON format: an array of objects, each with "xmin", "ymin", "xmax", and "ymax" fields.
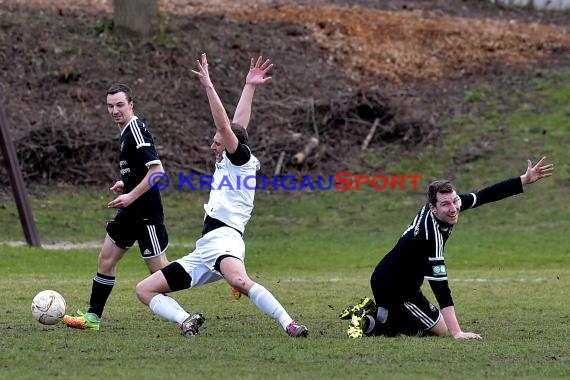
[{"xmin": 0, "ymin": 0, "xmax": 568, "ymax": 185}]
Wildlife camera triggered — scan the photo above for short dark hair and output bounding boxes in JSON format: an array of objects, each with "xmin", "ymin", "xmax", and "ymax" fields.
[
  {"xmin": 231, "ymin": 123, "xmax": 248, "ymax": 145},
  {"xmin": 428, "ymin": 180, "xmax": 456, "ymax": 206},
  {"xmin": 106, "ymin": 83, "xmax": 133, "ymax": 102}
]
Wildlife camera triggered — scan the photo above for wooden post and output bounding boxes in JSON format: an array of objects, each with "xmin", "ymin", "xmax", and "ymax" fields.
[{"xmin": 0, "ymin": 96, "xmax": 41, "ymax": 247}]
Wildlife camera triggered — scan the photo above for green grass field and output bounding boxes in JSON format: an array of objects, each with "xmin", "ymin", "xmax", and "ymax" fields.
[{"xmin": 1, "ymin": 69, "xmax": 569, "ymax": 379}]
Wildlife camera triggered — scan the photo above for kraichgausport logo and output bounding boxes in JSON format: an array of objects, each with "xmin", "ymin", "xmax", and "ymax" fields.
[{"xmin": 147, "ymin": 172, "xmax": 422, "ymax": 191}]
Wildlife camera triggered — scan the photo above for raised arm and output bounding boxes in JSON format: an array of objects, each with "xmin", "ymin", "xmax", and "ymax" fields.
[
  {"xmin": 191, "ymin": 53, "xmax": 236, "ymax": 150},
  {"xmin": 458, "ymin": 156, "xmax": 554, "ymax": 212},
  {"xmin": 232, "ymin": 56, "xmax": 273, "ymax": 130}
]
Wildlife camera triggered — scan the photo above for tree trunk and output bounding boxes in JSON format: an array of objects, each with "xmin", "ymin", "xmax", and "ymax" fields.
[{"xmin": 113, "ymin": 0, "xmax": 158, "ymax": 38}]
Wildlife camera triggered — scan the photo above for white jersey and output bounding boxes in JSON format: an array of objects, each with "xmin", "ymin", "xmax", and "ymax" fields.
[{"xmin": 203, "ymin": 149, "xmax": 260, "ymax": 233}]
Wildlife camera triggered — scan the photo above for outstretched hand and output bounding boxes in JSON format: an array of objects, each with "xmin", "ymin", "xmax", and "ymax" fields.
[
  {"xmin": 246, "ymin": 56, "xmax": 273, "ymax": 85},
  {"xmin": 521, "ymin": 156, "xmax": 554, "ymax": 185},
  {"xmin": 191, "ymin": 53, "xmax": 214, "ymax": 88},
  {"xmin": 453, "ymin": 331, "xmax": 482, "ymax": 340}
]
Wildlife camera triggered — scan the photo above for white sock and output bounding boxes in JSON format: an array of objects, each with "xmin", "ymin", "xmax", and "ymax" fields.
[
  {"xmin": 248, "ymin": 283, "xmax": 293, "ymax": 329},
  {"xmin": 149, "ymin": 294, "xmax": 190, "ymax": 324}
]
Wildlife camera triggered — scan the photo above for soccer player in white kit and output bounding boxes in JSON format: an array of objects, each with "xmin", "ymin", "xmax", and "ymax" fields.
[{"xmin": 136, "ymin": 54, "xmax": 308, "ymax": 338}]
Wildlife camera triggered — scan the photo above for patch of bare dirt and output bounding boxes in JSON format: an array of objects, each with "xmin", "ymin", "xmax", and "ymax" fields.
[
  {"xmin": 232, "ymin": 7, "xmax": 570, "ymax": 83},
  {"xmin": 0, "ymin": 0, "xmax": 568, "ymax": 185}
]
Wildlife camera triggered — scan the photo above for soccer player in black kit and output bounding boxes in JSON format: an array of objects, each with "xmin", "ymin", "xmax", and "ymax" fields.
[
  {"xmin": 64, "ymin": 83, "xmax": 170, "ymax": 331},
  {"xmin": 342, "ymin": 157, "xmax": 553, "ymax": 339}
]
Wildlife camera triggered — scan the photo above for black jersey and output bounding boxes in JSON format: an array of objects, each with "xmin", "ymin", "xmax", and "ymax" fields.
[
  {"xmin": 372, "ymin": 177, "xmax": 524, "ymax": 309},
  {"xmin": 118, "ymin": 116, "xmax": 164, "ymax": 224}
]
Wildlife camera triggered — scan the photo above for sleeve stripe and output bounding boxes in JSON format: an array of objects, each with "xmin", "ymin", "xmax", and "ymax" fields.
[
  {"xmin": 145, "ymin": 160, "xmax": 161, "ymax": 168},
  {"xmin": 469, "ymin": 192, "xmax": 477, "ymax": 208},
  {"xmin": 425, "ymin": 276, "xmax": 448, "ymax": 281},
  {"xmin": 438, "ymin": 223, "xmax": 443, "ymax": 258},
  {"xmin": 402, "ymin": 213, "xmax": 418, "ymax": 236},
  {"xmin": 129, "ymin": 120, "xmax": 150, "ymax": 149},
  {"xmin": 429, "ymin": 214, "xmax": 444, "ymax": 259},
  {"xmin": 424, "ymin": 210, "xmax": 430, "ymax": 240},
  {"xmin": 411, "ymin": 214, "xmax": 418, "ymax": 229}
]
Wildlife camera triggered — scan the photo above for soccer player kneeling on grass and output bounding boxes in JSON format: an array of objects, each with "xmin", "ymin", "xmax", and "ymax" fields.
[{"xmin": 341, "ymin": 157, "xmax": 553, "ymax": 339}]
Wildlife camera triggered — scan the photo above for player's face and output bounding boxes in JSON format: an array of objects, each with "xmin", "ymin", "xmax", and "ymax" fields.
[
  {"xmin": 107, "ymin": 92, "xmax": 134, "ymax": 126},
  {"xmin": 431, "ymin": 191, "xmax": 461, "ymax": 225},
  {"xmin": 210, "ymin": 132, "xmax": 224, "ymax": 162}
]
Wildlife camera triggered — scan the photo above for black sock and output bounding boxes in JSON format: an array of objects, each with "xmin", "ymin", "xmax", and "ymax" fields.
[{"xmin": 87, "ymin": 272, "xmax": 116, "ymax": 318}]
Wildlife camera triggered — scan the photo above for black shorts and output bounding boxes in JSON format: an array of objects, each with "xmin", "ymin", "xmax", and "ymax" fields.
[
  {"xmin": 106, "ymin": 212, "xmax": 168, "ymax": 259},
  {"xmin": 386, "ymin": 291, "xmax": 441, "ymax": 336}
]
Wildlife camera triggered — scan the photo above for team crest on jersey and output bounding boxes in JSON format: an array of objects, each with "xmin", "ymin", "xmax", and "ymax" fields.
[{"xmin": 432, "ymin": 265, "xmax": 446, "ymax": 276}]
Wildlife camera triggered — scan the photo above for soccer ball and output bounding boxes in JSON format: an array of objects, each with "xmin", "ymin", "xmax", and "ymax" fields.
[{"xmin": 31, "ymin": 290, "xmax": 66, "ymax": 325}]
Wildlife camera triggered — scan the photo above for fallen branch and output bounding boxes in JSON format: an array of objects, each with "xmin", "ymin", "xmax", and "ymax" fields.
[
  {"xmin": 274, "ymin": 151, "xmax": 286, "ymax": 176},
  {"xmin": 293, "ymin": 136, "xmax": 319, "ymax": 165},
  {"xmin": 361, "ymin": 118, "xmax": 379, "ymax": 151}
]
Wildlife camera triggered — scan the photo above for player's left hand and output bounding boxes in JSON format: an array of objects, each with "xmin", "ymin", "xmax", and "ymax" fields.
[
  {"xmin": 246, "ymin": 56, "xmax": 273, "ymax": 85},
  {"xmin": 521, "ymin": 156, "xmax": 554, "ymax": 185}
]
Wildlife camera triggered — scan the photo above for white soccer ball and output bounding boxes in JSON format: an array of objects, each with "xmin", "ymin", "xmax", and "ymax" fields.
[{"xmin": 31, "ymin": 290, "xmax": 66, "ymax": 325}]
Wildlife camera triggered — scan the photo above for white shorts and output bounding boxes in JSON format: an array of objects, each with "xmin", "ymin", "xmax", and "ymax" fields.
[{"xmin": 176, "ymin": 227, "xmax": 245, "ymax": 288}]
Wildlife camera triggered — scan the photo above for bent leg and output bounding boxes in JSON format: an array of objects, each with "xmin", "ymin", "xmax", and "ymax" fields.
[
  {"xmin": 136, "ymin": 262, "xmax": 192, "ymax": 325},
  {"xmin": 426, "ymin": 315, "xmax": 448, "ymax": 336},
  {"xmin": 220, "ymin": 257, "xmax": 297, "ymax": 331},
  {"xmin": 136, "ymin": 267, "xmax": 173, "ymax": 305},
  {"xmin": 219, "ymin": 256, "xmax": 255, "ymax": 294},
  {"xmin": 393, "ymin": 297, "xmax": 442, "ymax": 337}
]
